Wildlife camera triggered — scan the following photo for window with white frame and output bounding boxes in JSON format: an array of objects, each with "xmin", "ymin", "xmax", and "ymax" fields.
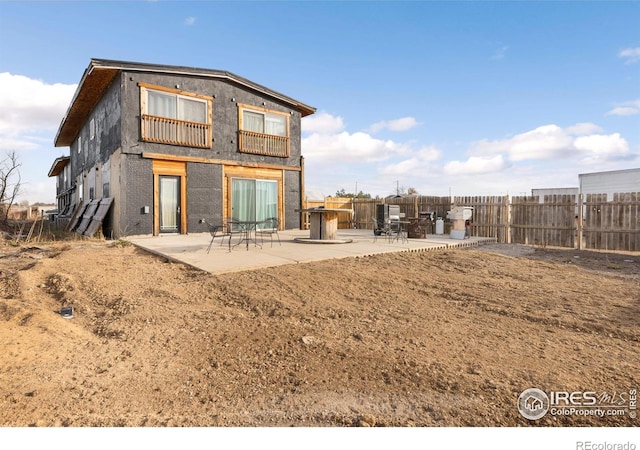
[{"xmin": 139, "ymin": 83, "xmax": 212, "ymax": 149}]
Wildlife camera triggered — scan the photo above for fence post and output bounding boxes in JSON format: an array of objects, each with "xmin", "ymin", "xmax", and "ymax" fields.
[
  {"xmin": 577, "ymin": 193, "xmax": 583, "ymax": 250},
  {"xmin": 505, "ymin": 195, "xmax": 511, "ymax": 244}
]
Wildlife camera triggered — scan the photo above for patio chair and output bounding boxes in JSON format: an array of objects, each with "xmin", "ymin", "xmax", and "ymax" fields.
[
  {"xmin": 372, "ymin": 217, "xmax": 390, "ymax": 242},
  {"xmin": 256, "ymin": 217, "xmax": 281, "ymax": 247},
  {"xmin": 205, "ymin": 221, "xmax": 228, "ymax": 254},
  {"xmin": 224, "ymin": 217, "xmax": 245, "ymax": 251}
]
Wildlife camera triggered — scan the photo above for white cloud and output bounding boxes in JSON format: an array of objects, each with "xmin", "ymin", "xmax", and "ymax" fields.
[
  {"xmin": 378, "ymin": 145, "xmax": 442, "ymax": 176},
  {"xmin": 302, "ymin": 131, "xmax": 409, "ymax": 163},
  {"xmin": 184, "ymin": 17, "xmax": 196, "ymax": 26},
  {"xmin": 299, "ymin": 111, "xmax": 636, "ymax": 198},
  {"xmin": 565, "ymin": 122, "xmax": 603, "ymax": 135},
  {"xmin": 443, "ymin": 155, "xmax": 506, "ymax": 176},
  {"xmin": 605, "ymin": 99, "xmax": 640, "ymax": 116},
  {"xmin": 302, "ymin": 113, "xmax": 435, "ymax": 196},
  {"xmin": 0, "ymin": 73, "xmax": 77, "ymax": 135},
  {"xmin": 0, "ymin": 73, "xmax": 76, "ymax": 203},
  {"xmin": 466, "ymin": 123, "xmax": 631, "ymax": 164},
  {"xmin": 369, "ymin": 116, "xmax": 419, "ymax": 133},
  {"xmin": 302, "ymin": 112, "xmax": 418, "ymax": 163},
  {"xmin": 469, "ymin": 125, "xmax": 575, "ymax": 161},
  {"xmin": 302, "ymin": 111, "xmax": 345, "ymax": 134},
  {"xmin": 574, "ymin": 133, "xmax": 630, "ymax": 163},
  {"xmin": 618, "ymin": 47, "xmax": 640, "ymax": 64}
]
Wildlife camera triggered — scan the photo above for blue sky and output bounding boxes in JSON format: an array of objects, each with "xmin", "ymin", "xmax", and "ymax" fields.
[{"xmin": 1, "ymin": 0, "xmax": 639, "ymax": 203}]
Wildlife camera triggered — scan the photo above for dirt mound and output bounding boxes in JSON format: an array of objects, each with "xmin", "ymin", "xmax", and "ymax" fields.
[{"xmin": 0, "ymin": 239, "xmax": 638, "ymax": 427}]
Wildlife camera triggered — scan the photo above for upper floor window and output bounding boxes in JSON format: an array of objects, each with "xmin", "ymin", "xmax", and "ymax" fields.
[
  {"xmin": 139, "ymin": 82, "xmax": 213, "ymax": 149},
  {"xmin": 238, "ymin": 103, "xmax": 290, "ymax": 158}
]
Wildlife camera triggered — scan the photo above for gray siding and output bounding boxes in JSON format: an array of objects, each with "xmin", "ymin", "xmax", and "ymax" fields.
[
  {"xmin": 64, "ymin": 67, "xmax": 307, "ymax": 237},
  {"xmin": 120, "ymin": 71, "xmax": 303, "ymax": 168},
  {"xmin": 70, "ymin": 80, "xmax": 122, "ymax": 184},
  {"xmin": 121, "ymin": 156, "xmax": 153, "ymax": 236},
  {"xmin": 187, "ymin": 162, "xmax": 222, "ymax": 233},
  {"xmin": 284, "ymin": 169, "xmax": 302, "ymax": 229}
]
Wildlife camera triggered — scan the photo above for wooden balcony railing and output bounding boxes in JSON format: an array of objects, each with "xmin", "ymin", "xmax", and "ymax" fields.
[
  {"xmin": 141, "ymin": 114, "xmax": 211, "ymax": 149},
  {"xmin": 238, "ymin": 130, "xmax": 290, "ymax": 158}
]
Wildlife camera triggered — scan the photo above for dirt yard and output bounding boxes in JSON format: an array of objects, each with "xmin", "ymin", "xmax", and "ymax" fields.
[{"xmin": 0, "ymin": 237, "xmax": 638, "ymax": 427}]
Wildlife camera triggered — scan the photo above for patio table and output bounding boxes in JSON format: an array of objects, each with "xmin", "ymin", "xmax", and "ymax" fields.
[
  {"xmin": 228, "ymin": 219, "xmax": 265, "ymax": 251},
  {"xmin": 390, "ymin": 220, "xmax": 410, "ymax": 243}
]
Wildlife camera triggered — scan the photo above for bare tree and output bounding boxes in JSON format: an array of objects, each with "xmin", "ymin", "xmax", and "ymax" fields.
[{"xmin": 0, "ymin": 151, "xmax": 22, "ymax": 224}]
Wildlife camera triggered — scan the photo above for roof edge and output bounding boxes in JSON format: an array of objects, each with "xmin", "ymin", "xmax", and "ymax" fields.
[
  {"xmin": 89, "ymin": 58, "xmax": 317, "ymax": 116},
  {"xmin": 55, "ymin": 59, "xmax": 316, "ymax": 147},
  {"xmin": 48, "ymin": 155, "xmax": 70, "ymax": 177}
]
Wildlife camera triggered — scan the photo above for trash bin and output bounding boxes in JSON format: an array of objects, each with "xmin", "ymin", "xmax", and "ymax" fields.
[{"xmin": 435, "ymin": 218, "xmax": 444, "ymax": 235}]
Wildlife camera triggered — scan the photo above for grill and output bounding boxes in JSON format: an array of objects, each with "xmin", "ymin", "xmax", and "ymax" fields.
[{"xmin": 376, "ymin": 204, "xmax": 400, "ymax": 229}]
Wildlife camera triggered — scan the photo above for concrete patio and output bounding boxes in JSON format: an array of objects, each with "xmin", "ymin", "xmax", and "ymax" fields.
[{"xmin": 127, "ymin": 229, "xmax": 496, "ymax": 275}]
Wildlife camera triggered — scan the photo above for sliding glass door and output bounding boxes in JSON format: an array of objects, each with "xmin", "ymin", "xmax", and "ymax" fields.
[
  {"xmin": 255, "ymin": 180, "xmax": 278, "ymax": 228},
  {"xmin": 231, "ymin": 179, "xmax": 277, "ymax": 229}
]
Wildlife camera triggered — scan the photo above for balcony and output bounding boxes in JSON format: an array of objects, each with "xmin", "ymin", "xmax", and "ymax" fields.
[
  {"xmin": 238, "ymin": 130, "xmax": 290, "ymax": 158},
  {"xmin": 141, "ymin": 114, "xmax": 211, "ymax": 149}
]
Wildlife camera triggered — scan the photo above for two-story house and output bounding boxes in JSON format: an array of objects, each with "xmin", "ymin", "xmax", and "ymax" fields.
[
  {"xmin": 51, "ymin": 58, "xmax": 315, "ymax": 237},
  {"xmin": 47, "ymin": 155, "xmax": 73, "ymax": 219}
]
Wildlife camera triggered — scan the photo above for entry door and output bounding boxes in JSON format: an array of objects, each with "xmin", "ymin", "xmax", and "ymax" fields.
[{"xmin": 159, "ymin": 176, "xmax": 180, "ymax": 233}]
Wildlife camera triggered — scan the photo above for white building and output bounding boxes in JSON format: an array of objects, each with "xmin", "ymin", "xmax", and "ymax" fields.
[
  {"xmin": 579, "ymin": 168, "xmax": 640, "ymax": 200},
  {"xmin": 531, "ymin": 187, "xmax": 579, "ymax": 197}
]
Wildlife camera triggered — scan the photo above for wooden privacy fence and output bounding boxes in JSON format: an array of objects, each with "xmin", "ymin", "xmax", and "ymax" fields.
[
  {"xmin": 582, "ymin": 192, "xmax": 640, "ymax": 251},
  {"xmin": 509, "ymin": 195, "xmax": 577, "ymax": 248},
  {"xmin": 352, "ymin": 196, "xmax": 453, "ymax": 230},
  {"xmin": 454, "ymin": 196, "xmax": 510, "ymax": 244},
  {"xmin": 301, "ymin": 197, "xmax": 354, "ymax": 230},
  {"xmin": 306, "ymin": 192, "xmax": 640, "ymax": 251}
]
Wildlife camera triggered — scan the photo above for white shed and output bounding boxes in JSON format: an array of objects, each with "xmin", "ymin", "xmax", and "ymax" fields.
[
  {"xmin": 579, "ymin": 168, "xmax": 640, "ymax": 200},
  {"xmin": 531, "ymin": 187, "xmax": 579, "ymax": 198}
]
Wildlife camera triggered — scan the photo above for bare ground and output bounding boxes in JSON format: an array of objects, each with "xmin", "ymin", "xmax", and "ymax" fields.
[{"xmin": 0, "ymin": 238, "xmax": 638, "ymax": 427}]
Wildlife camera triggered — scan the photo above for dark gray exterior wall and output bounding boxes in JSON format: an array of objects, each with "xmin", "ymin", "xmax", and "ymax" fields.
[
  {"xmin": 120, "ymin": 155, "xmax": 153, "ymax": 236},
  {"xmin": 284, "ymin": 169, "xmax": 302, "ymax": 229},
  {"xmin": 69, "ymin": 79, "xmax": 122, "ymax": 185},
  {"xmin": 186, "ymin": 162, "xmax": 222, "ymax": 233},
  {"xmin": 117, "ymin": 70, "xmax": 304, "ymax": 235},
  {"xmin": 67, "ymin": 69, "xmax": 306, "ymax": 237},
  {"xmin": 119, "ymin": 71, "xmax": 303, "ymax": 167}
]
